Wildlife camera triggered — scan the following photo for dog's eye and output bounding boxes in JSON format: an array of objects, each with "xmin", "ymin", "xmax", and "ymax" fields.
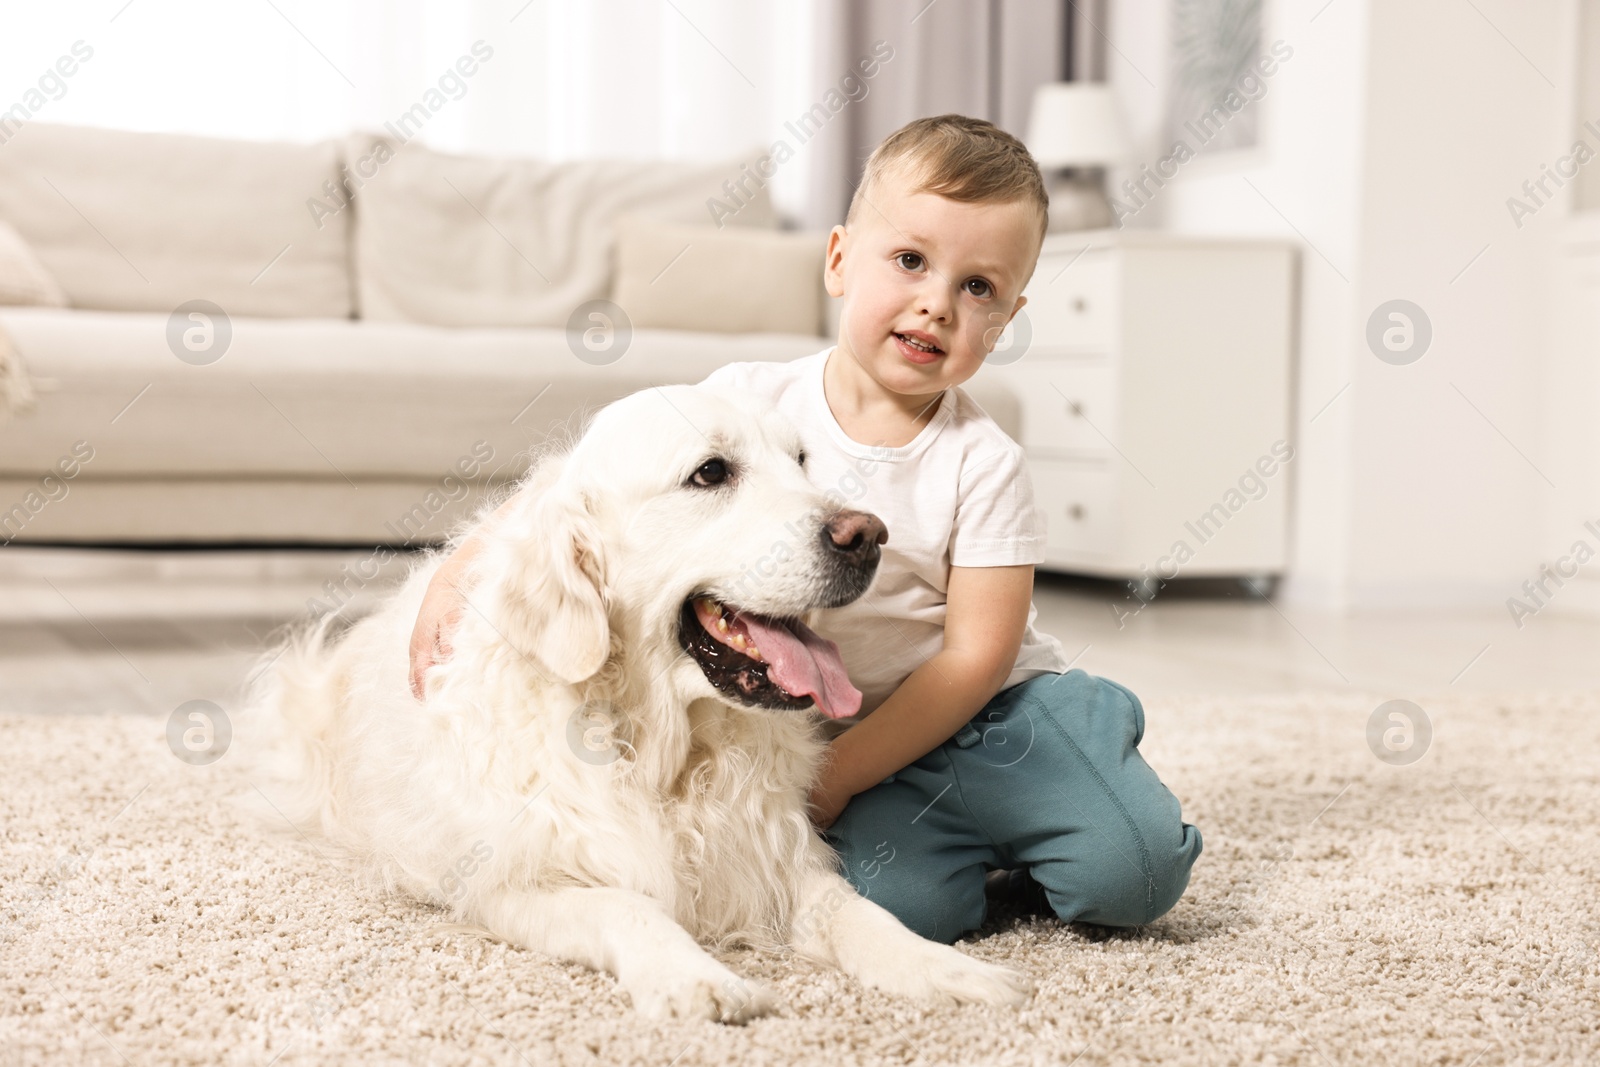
[
  {"xmin": 691, "ymin": 458, "xmax": 730, "ymax": 487},
  {"xmin": 797, "ymin": 449, "xmax": 807, "ymax": 467}
]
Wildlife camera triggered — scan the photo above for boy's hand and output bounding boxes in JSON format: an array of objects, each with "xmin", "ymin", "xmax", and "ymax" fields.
[
  {"xmin": 407, "ymin": 560, "xmax": 469, "ymax": 700},
  {"xmin": 408, "ymin": 489, "xmax": 529, "ymax": 699}
]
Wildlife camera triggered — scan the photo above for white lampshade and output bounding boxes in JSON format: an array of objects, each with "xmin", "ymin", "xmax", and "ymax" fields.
[{"xmin": 1026, "ymin": 83, "xmax": 1130, "ymax": 168}]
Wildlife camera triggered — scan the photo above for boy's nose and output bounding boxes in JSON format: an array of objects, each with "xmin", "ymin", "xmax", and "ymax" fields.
[{"xmin": 915, "ymin": 280, "xmax": 955, "ymax": 322}]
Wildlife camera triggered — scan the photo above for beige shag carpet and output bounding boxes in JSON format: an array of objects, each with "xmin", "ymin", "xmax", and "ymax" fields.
[{"xmin": 3, "ymin": 691, "xmax": 1598, "ymax": 1066}]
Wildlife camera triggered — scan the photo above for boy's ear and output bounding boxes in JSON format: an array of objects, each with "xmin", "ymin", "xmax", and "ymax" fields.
[
  {"xmin": 823, "ymin": 224, "xmax": 848, "ymax": 298},
  {"xmin": 481, "ymin": 456, "xmax": 610, "ymax": 685}
]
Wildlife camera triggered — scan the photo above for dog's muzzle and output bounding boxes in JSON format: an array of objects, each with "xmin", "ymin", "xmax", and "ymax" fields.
[{"xmin": 676, "ymin": 509, "xmax": 887, "ymax": 719}]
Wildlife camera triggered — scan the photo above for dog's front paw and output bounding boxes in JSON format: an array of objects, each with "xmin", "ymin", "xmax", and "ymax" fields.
[
  {"xmin": 854, "ymin": 941, "xmax": 1032, "ymax": 1008},
  {"xmin": 625, "ymin": 962, "xmax": 779, "ymax": 1024}
]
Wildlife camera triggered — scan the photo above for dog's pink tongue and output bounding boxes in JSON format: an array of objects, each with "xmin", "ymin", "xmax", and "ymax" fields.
[{"xmin": 736, "ymin": 612, "xmax": 861, "ymax": 719}]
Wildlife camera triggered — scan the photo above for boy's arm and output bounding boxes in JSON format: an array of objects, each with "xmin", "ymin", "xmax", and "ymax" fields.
[{"xmin": 809, "ymin": 563, "xmax": 1035, "ymax": 827}]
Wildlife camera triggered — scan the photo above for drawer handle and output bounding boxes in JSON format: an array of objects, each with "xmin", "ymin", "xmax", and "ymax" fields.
[
  {"xmin": 1068, "ymin": 503, "xmax": 1087, "ymax": 521},
  {"xmin": 1072, "ymin": 297, "xmax": 1088, "ymax": 313},
  {"xmin": 1066, "ymin": 400, "xmax": 1085, "ymax": 418}
]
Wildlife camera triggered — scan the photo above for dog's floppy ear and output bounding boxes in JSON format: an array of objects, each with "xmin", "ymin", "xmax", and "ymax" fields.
[{"xmin": 483, "ymin": 455, "xmax": 611, "ymax": 685}]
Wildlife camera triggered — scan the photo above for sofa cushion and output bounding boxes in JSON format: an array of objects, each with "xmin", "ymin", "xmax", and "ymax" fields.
[
  {"xmin": 0, "ymin": 123, "xmax": 352, "ymax": 319},
  {"xmin": 346, "ymin": 133, "xmax": 778, "ymax": 328},
  {"xmin": 0, "ymin": 220, "xmax": 68, "ymax": 308},
  {"xmin": 0, "ymin": 476, "xmax": 507, "ymax": 546},
  {"xmin": 0, "ymin": 308, "xmax": 833, "ymax": 479},
  {"xmin": 612, "ymin": 215, "xmax": 825, "ymax": 336}
]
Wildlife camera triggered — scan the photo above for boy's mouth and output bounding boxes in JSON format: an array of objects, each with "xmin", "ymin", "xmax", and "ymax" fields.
[{"xmin": 893, "ymin": 331, "xmax": 944, "ymax": 355}]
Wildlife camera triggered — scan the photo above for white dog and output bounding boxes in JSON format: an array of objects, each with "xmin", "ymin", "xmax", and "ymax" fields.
[{"xmin": 245, "ymin": 383, "xmax": 1031, "ymax": 1022}]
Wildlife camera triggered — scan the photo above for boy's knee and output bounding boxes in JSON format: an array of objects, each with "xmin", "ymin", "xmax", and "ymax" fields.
[
  {"xmin": 1142, "ymin": 820, "xmax": 1202, "ymax": 921},
  {"xmin": 1057, "ymin": 820, "xmax": 1202, "ymax": 927},
  {"xmin": 1097, "ymin": 675, "xmax": 1146, "ymax": 745}
]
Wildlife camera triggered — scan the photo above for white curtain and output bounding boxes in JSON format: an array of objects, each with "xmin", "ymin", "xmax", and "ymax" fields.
[
  {"xmin": 1, "ymin": 0, "xmax": 817, "ymax": 217},
  {"xmin": 802, "ymin": 0, "xmax": 1066, "ymax": 229}
]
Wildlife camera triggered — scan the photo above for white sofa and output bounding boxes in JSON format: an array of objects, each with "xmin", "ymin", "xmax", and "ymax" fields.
[{"xmin": 0, "ymin": 123, "xmax": 1020, "ymax": 545}]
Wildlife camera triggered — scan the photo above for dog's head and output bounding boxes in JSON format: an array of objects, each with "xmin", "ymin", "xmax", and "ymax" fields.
[{"xmin": 482, "ymin": 383, "xmax": 885, "ymax": 720}]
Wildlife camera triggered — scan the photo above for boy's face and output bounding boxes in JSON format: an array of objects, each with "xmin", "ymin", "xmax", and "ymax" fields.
[{"xmin": 823, "ymin": 163, "xmax": 1041, "ymax": 399}]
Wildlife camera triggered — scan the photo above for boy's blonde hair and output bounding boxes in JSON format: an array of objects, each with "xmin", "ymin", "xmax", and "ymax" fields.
[{"xmin": 845, "ymin": 114, "xmax": 1049, "ymax": 245}]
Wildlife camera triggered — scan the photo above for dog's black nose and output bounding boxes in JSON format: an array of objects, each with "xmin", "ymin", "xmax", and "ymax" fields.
[{"xmin": 822, "ymin": 509, "xmax": 888, "ymax": 565}]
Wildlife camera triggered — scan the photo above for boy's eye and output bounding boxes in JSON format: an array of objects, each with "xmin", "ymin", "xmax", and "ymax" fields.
[
  {"xmin": 964, "ymin": 278, "xmax": 993, "ymax": 298},
  {"xmin": 896, "ymin": 252, "xmax": 924, "ymax": 272}
]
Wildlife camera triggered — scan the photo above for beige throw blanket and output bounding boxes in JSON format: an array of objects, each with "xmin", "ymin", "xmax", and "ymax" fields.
[{"xmin": 0, "ymin": 320, "xmax": 37, "ymax": 420}]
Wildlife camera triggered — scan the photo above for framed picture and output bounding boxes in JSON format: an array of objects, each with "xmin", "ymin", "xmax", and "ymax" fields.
[{"xmin": 1164, "ymin": 0, "xmax": 1265, "ymax": 154}]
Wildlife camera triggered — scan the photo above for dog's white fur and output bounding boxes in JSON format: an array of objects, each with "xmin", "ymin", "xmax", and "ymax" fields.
[{"xmin": 244, "ymin": 384, "xmax": 1030, "ymax": 1022}]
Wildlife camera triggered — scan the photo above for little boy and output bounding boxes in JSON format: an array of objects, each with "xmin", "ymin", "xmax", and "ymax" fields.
[{"xmin": 409, "ymin": 114, "xmax": 1201, "ymax": 944}]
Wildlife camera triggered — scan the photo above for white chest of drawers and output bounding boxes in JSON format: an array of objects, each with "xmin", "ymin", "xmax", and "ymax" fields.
[{"xmin": 970, "ymin": 230, "xmax": 1297, "ymax": 587}]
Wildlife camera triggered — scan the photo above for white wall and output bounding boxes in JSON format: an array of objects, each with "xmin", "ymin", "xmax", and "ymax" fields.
[
  {"xmin": 1346, "ymin": 0, "xmax": 1567, "ymax": 607},
  {"xmin": 1108, "ymin": 0, "xmax": 1577, "ymax": 609}
]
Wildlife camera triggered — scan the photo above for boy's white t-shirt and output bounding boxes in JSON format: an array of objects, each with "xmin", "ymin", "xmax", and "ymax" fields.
[{"xmin": 698, "ymin": 346, "xmax": 1073, "ymax": 723}]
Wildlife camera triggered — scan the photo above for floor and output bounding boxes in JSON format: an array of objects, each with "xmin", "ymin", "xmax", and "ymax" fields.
[
  {"xmin": 6, "ymin": 547, "xmax": 1599, "ymax": 1065},
  {"xmin": 3, "ymin": 545, "xmax": 1599, "ymax": 720}
]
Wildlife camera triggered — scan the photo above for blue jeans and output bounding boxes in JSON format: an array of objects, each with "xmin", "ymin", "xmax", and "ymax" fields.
[{"xmin": 822, "ymin": 669, "xmax": 1202, "ymax": 944}]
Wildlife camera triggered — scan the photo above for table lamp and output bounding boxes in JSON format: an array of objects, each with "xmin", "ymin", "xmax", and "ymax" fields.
[{"xmin": 1026, "ymin": 83, "xmax": 1130, "ymax": 231}]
